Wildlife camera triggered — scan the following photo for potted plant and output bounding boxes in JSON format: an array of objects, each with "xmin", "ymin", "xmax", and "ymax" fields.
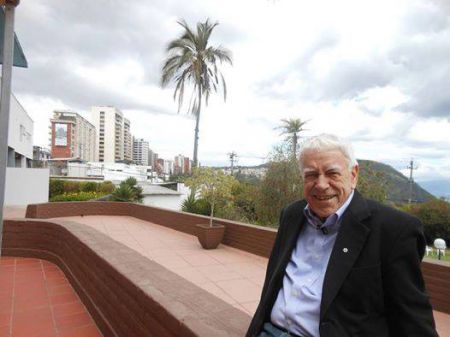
[{"xmin": 185, "ymin": 167, "xmax": 235, "ymax": 249}]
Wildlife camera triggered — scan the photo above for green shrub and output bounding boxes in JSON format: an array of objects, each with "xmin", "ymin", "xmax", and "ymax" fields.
[
  {"xmin": 49, "ymin": 180, "xmax": 65, "ymax": 198},
  {"xmin": 111, "ymin": 184, "xmax": 135, "ymax": 202},
  {"xmin": 181, "ymin": 194, "xmax": 211, "ymax": 216},
  {"xmin": 406, "ymin": 200, "xmax": 450, "ymax": 245},
  {"xmin": 50, "ymin": 191, "xmax": 103, "ymax": 202},
  {"xmin": 99, "ymin": 181, "xmax": 115, "ymax": 194},
  {"xmin": 111, "ymin": 178, "xmax": 143, "ymax": 202},
  {"xmin": 64, "ymin": 181, "xmax": 82, "ymax": 193},
  {"xmin": 81, "ymin": 181, "xmax": 98, "ymax": 192}
]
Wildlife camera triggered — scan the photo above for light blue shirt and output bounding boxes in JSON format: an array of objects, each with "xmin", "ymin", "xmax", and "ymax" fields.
[{"xmin": 270, "ymin": 191, "xmax": 354, "ymax": 337}]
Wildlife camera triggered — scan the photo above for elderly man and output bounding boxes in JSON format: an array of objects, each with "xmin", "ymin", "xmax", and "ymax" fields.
[{"xmin": 246, "ymin": 134, "xmax": 437, "ymax": 337}]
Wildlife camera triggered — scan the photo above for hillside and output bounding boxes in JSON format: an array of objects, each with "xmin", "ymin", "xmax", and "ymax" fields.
[
  {"xmin": 357, "ymin": 160, "xmax": 434, "ymax": 203},
  {"xmin": 225, "ymin": 159, "xmax": 434, "ymax": 204}
]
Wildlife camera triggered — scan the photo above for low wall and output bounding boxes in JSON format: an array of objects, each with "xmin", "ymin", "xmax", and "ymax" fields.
[
  {"xmin": 24, "ymin": 201, "xmax": 450, "ymax": 314},
  {"xmin": 2, "ymin": 219, "xmax": 250, "ymax": 337},
  {"xmin": 25, "ymin": 201, "xmax": 278, "ymax": 257}
]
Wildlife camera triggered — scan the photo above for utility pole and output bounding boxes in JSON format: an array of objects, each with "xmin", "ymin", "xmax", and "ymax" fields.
[
  {"xmin": 407, "ymin": 158, "xmax": 418, "ymax": 204},
  {"xmin": 0, "ymin": 0, "xmax": 20, "ymax": 256},
  {"xmin": 228, "ymin": 151, "xmax": 237, "ymax": 175}
]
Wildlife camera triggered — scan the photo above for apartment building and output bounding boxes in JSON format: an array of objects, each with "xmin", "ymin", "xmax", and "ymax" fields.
[
  {"xmin": 174, "ymin": 154, "xmax": 191, "ymax": 175},
  {"xmin": 50, "ymin": 111, "xmax": 96, "ymax": 161},
  {"xmin": 124, "ymin": 118, "xmax": 132, "ymax": 162},
  {"xmin": 91, "ymin": 106, "xmax": 133, "ymax": 163},
  {"xmin": 133, "ymin": 137, "xmax": 149, "ymax": 166}
]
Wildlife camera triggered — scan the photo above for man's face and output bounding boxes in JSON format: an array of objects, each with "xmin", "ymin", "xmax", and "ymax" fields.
[{"xmin": 302, "ymin": 149, "xmax": 358, "ymax": 219}]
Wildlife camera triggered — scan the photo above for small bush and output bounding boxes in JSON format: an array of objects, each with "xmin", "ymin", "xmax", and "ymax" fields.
[
  {"xmin": 406, "ymin": 200, "xmax": 450, "ymax": 245},
  {"xmin": 50, "ymin": 191, "xmax": 103, "ymax": 202},
  {"xmin": 49, "ymin": 180, "xmax": 65, "ymax": 197},
  {"xmin": 181, "ymin": 194, "xmax": 211, "ymax": 216},
  {"xmin": 81, "ymin": 181, "xmax": 98, "ymax": 192},
  {"xmin": 64, "ymin": 181, "xmax": 81, "ymax": 193},
  {"xmin": 99, "ymin": 181, "xmax": 115, "ymax": 194}
]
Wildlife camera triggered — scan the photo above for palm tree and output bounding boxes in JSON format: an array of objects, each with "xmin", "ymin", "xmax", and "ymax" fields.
[
  {"xmin": 161, "ymin": 19, "xmax": 232, "ymax": 168},
  {"xmin": 278, "ymin": 118, "xmax": 308, "ymax": 157}
]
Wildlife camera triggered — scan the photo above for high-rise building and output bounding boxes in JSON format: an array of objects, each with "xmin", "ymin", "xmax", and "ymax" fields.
[
  {"xmin": 91, "ymin": 106, "xmax": 132, "ymax": 163},
  {"xmin": 148, "ymin": 149, "xmax": 158, "ymax": 168},
  {"xmin": 124, "ymin": 118, "xmax": 132, "ymax": 162},
  {"xmin": 133, "ymin": 137, "xmax": 149, "ymax": 166},
  {"xmin": 50, "ymin": 111, "xmax": 96, "ymax": 161}
]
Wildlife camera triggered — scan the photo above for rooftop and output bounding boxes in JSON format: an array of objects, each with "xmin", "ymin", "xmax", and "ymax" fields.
[{"xmin": 2, "ymin": 205, "xmax": 450, "ymax": 336}]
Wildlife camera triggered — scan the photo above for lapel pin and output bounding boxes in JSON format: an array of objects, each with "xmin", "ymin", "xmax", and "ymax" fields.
[{"xmin": 343, "ymin": 248, "xmax": 349, "ymax": 253}]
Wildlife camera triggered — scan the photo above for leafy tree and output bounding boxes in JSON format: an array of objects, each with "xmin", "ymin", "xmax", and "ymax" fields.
[
  {"xmin": 185, "ymin": 167, "xmax": 237, "ymax": 225},
  {"xmin": 277, "ymin": 118, "xmax": 308, "ymax": 158},
  {"xmin": 161, "ymin": 19, "xmax": 232, "ymax": 167},
  {"xmin": 404, "ymin": 199, "xmax": 450, "ymax": 245},
  {"xmin": 255, "ymin": 144, "xmax": 303, "ymax": 226}
]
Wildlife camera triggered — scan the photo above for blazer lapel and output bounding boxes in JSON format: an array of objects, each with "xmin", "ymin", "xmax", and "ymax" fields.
[{"xmin": 320, "ymin": 191, "xmax": 371, "ymax": 319}]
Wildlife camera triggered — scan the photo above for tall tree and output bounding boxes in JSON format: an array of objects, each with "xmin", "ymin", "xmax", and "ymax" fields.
[
  {"xmin": 161, "ymin": 19, "xmax": 232, "ymax": 167},
  {"xmin": 278, "ymin": 118, "xmax": 308, "ymax": 157}
]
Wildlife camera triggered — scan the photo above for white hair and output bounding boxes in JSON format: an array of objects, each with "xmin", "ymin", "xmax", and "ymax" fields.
[{"xmin": 298, "ymin": 134, "xmax": 358, "ymax": 174}]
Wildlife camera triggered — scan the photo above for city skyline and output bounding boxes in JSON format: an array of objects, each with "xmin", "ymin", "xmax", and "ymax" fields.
[{"xmin": 9, "ymin": 0, "xmax": 450, "ymax": 196}]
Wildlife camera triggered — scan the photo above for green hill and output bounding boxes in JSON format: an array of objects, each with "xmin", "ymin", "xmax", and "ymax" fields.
[{"xmin": 358, "ymin": 160, "xmax": 434, "ymax": 203}]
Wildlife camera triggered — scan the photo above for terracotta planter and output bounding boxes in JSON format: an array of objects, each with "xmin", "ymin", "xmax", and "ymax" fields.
[{"xmin": 195, "ymin": 223, "xmax": 225, "ymax": 249}]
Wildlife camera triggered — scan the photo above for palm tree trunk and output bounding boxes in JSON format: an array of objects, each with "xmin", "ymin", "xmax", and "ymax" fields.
[
  {"xmin": 193, "ymin": 86, "xmax": 202, "ymax": 168},
  {"xmin": 293, "ymin": 133, "xmax": 298, "ymax": 158}
]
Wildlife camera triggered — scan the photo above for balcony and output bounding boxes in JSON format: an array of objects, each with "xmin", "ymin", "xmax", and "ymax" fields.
[{"xmin": 2, "ymin": 203, "xmax": 449, "ymax": 337}]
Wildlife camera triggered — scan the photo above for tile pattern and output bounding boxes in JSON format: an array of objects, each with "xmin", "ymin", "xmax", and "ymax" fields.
[
  {"xmin": 61, "ymin": 215, "xmax": 267, "ymax": 316},
  {"xmin": 61, "ymin": 215, "xmax": 450, "ymax": 337},
  {"xmin": 0, "ymin": 257, "xmax": 102, "ymax": 337}
]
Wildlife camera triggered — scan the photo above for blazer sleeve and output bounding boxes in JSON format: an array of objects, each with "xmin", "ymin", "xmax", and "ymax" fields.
[{"xmin": 383, "ymin": 218, "xmax": 438, "ymax": 337}]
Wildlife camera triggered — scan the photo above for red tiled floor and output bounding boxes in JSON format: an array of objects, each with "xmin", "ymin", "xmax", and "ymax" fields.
[{"xmin": 0, "ymin": 257, "xmax": 102, "ymax": 337}]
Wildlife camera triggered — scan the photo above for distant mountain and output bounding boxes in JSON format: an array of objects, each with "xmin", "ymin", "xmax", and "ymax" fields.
[
  {"xmin": 418, "ymin": 180, "xmax": 450, "ymax": 200},
  {"xmin": 219, "ymin": 159, "xmax": 435, "ymax": 204},
  {"xmin": 358, "ymin": 160, "xmax": 434, "ymax": 203}
]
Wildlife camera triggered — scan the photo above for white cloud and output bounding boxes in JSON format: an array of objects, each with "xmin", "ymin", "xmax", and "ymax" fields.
[{"xmin": 8, "ymin": 0, "xmax": 450, "ymax": 188}]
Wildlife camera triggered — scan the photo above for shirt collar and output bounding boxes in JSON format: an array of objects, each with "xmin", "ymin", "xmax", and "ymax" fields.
[{"xmin": 304, "ymin": 190, "xmax": 355, "ymax": 231}]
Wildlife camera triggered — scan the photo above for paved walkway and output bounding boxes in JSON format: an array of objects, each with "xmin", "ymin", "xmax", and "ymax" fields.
[{"xmin": 0, "ymin": 256, "xmax": 102, "ymax": 337}]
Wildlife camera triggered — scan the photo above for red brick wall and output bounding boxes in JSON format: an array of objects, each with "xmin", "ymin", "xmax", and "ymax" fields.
[{"xmin": 2, "ymin": 219, "xmax": 250, "ymax": 337}]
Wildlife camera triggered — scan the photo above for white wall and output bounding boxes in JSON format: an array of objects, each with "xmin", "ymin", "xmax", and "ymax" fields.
[
  {"xmin": 142, "ymin": 195, "xmax": 184, "ymax": 211},
  {"xmin": 5, "ymin": 168, "xmax": 49, "ymax": 206},
  {"xmin": 8, "ymin": 94, "xmax": 33, "ymax": 159}
]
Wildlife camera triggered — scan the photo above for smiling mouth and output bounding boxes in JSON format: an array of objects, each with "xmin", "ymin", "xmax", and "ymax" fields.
[{"xmin": 314, "ymin": 195, "xmax": 335, "ymax": 201}]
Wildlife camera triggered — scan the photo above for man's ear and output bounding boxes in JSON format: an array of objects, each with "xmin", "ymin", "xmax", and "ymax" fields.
[{"xmin": 351, "ymin": 165, "xmax": 359, "ymax": 189}]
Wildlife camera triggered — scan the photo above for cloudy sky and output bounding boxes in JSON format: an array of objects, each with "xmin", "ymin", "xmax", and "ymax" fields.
[{"xmin": 10, "ymin": 0, "xmax": 450, "ymax": 196}]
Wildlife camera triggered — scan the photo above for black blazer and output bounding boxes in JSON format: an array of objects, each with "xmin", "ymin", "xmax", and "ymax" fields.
[{"xmin": 246, "ymin": 190, "xmax": 438, "ymax": 337}]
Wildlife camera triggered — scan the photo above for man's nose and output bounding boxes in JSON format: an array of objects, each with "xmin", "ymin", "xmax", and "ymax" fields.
[{"xmin": 315, "ymin": 174, "xmax": 329, "ymax": 190}]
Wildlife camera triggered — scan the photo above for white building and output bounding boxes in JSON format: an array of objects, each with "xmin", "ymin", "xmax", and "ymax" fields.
[
  {"xmin": 92, "ymin": 106, "xmax": 132, "ymax": 163},
  {"xmin": 67, "ymin": 162, "xmax": 153, "ymax": 182},
  {"xmin": 7, "ymin": 93, "xmax": 33, "ymax": 167},
  {"xmin": 50, "ymin": 110, "xmax": 96, "ymax": 161},
  {"xmin": 133, "ymin": 138, "xmax": 149, "ymax": 166},
  {"xmin": 4, "ymin": 92, "xmax": 49, "ymax": 206}
]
